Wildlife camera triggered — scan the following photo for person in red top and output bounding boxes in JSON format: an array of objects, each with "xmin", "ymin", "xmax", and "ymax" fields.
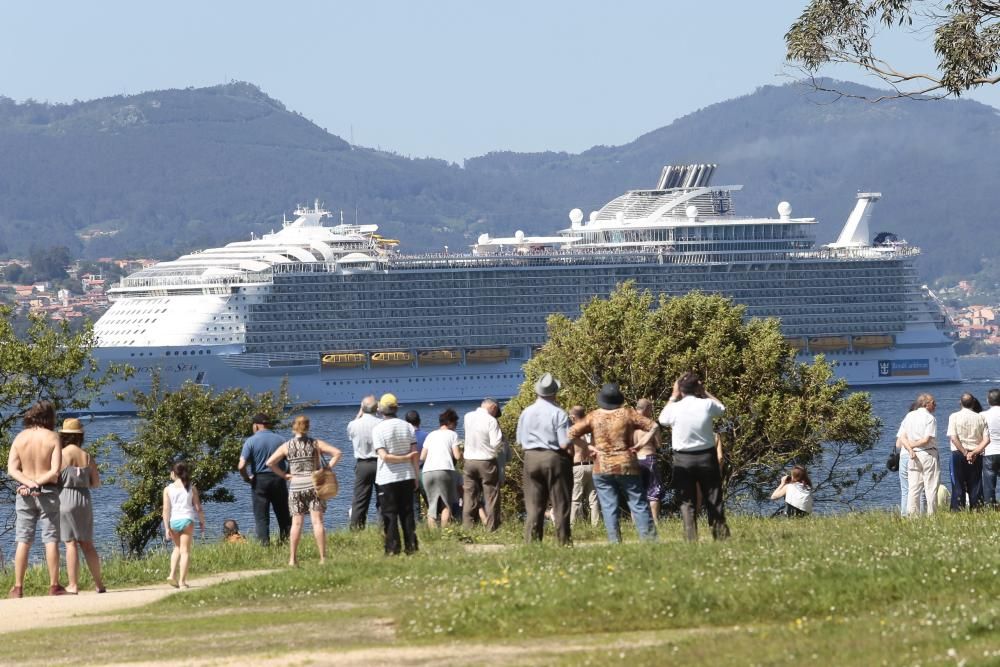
[{"xmin": 568, "ymin": 384, "xmax": 658, "ymax": 543}]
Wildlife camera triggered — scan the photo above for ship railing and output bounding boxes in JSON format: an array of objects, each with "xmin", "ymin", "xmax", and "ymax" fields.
[{"xmin": 113, "ymin": 270, "xmax": 274, "ymax": 290}]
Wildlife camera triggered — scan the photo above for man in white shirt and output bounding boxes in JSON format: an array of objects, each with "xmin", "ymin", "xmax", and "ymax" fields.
[
  {"xmin": 372, "ymin": 393, "xmax": 420, "ymax": 555},
  {"xmin": 658, "ymin": 372, "xmax": 730, "ymax": 541},
  {"xmin": 347, "ymin": 395, "xmax": 381, "ymax": 530},
  {"xmin": 462, "ymin": 398, "xmax": 504, "ymax": 531},
  {"xmin": 977, "ymin": 389, "xmax": 1000, "ymax": 507},
  {"xmin": 897, "ymin": 393, "xmax": 940, "ymax": 516},
  {"xmin": 946, "ymin": 393, "xmax": 988, "ymax": 510}
]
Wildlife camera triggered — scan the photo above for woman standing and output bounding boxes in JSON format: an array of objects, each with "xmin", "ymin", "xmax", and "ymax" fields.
[
  {"xmin": 266, "ymin": 415, "xmax": 342, "ymax": 566},
  {"xmin": 162, "ymin": 461, "xmax": 206, "ymax": 588},
  {"xmin": 420, "ymin": 408, "xmax": 462, "ymax": 528},
  {"xmin": 58, "ymin": 418, "xmax": 106, "ymax": 594}
]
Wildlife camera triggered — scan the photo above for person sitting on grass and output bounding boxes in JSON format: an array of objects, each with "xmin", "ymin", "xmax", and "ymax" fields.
[
  {"xmin": 162, "ymin": 461, "xmax": 206, "ymax": 589},
  {"xmin": 222, "ymin": 519, "xmax": 247, "ymax": 544},
  {"xmin": 770, "ymin": 465, "xmax": 814, "ymax": 517}
]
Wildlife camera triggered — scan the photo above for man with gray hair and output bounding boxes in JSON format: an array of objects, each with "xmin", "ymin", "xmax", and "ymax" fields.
[
  {"xmin": 348, "ymin": 394, "xmax": 381, "ymax": 530},
  {"xmin": 517, "ymin": 373, "xmax": 572, "ymax": 545},
  {"xmin": 897, "ymin": 393, "xmax": 940, "ymax": 515},
  {"xmin": 462, "ymin": 398, "xmax": 504, "ymax": 531}
]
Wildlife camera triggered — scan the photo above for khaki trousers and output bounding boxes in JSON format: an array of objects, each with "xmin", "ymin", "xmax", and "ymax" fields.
[
  {"xmin": 907, "ymin": 448, "xmax": 940, "ymax": 516},
  {"xmin": 571, "ymin": 463, "xmax": 600, "ymax": 527},
  {"xmin": 463, "ymin": 459, "xmax": 500, "ymax": 531},
  {"xmin": 523, "ymin": 449, "xmax": 573, "ymax": 545}
]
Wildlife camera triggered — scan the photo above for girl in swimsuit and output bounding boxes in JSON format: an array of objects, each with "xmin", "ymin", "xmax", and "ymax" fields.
[{"xmin": 162, "ymin": 461, "xmax": 206, "ymax": 588}]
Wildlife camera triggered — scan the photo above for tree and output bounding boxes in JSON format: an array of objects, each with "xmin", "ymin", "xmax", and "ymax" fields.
[
  {"xmin": 786, "ymin": 0, "xmax": 1000, "ymax": 99},
  {"xmin": 0, "ymin": 307, "xmax": 124, "ymax": 534},
  {"xmin": 497, "ymin": 284, "xmax": 882, "ymax": 514},
  {"xmin": 28, "ymin": 246, "xmax": 72, "ymax": 282},
  {"xmin": 114, "ymin": 376, "xmax": 293, "ymax": 556}
]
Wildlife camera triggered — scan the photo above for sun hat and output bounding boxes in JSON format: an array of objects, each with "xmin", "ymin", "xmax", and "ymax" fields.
[
  {"xmin": 534, "ymin": 373, "xmax": 561, "ymax": 397},
  {"xmin": 58, "ymin": 418, "xmax": 84, "ymax": 434},
  {"xmin": 596, "ymin": 383, "xmax": 625, "ymax": 410},
  {"xmin": 379, "ymin": 393, "xmax": 399, "ymax": 411}
]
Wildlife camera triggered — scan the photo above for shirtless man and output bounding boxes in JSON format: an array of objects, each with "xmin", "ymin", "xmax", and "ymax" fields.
[
  {"xmin": 569, "ymin": 405, "xmax": 600, "ymax": 526},
  {"xmin": 634, "ymin": 398, "xmax": 663, "ymax": 521},
  {"xmin": 7, "ymin": 400, "xmax": 65, "ymax": 598}
]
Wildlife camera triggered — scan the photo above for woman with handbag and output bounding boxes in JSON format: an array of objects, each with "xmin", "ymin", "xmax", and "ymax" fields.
[{"xmin": 266, "ymin": 415, "xmax": 342, "ymax": 566}]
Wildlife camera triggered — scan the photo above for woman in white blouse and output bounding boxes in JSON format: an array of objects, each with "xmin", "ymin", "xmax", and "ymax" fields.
[
  {"xmin": 770, "ymin": 465, "xmax": 814, "ymax": 517},
  {"xmin": 420, "ymin": 408, "xmax": 463, "ymax": 528}
]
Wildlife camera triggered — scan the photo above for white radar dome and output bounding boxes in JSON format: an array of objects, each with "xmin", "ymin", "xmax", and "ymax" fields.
[
  {"xmin": 569, "ymin": 208, "xmax": 584, "ymax": 224},
  {"xmin": 778, "ymin": 201, "xmax": 792, "ymax": 218},
  {"xmin": 589, "ymin": 211, "xmax": 599, "ymax": 222},
  {"xmin": 686, "ymin": 205, "xmax": 698, "ymax": 219},
  {"xmin": 477, "ymin": 233, "xmax": 490, "ymax": 245},
  {"xmin": 515, "ymin": 230, "xmax": 525, "ymax": 242}
]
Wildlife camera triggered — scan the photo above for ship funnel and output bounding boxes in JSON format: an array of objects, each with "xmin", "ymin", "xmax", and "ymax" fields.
[{"xmin": 830, "ymin": 192, "xmax": 881, "ymax": 248}]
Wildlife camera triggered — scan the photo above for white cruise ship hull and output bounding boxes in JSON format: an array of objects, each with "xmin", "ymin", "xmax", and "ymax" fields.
[{"xmin": 87, "ymin": 330, "xmax": 960, "ymax": 415}]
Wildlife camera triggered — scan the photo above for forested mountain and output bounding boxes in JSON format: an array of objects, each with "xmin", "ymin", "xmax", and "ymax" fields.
[{"xmin": 1, "ymin": 79, "xmax": 997, "ymax": 280}]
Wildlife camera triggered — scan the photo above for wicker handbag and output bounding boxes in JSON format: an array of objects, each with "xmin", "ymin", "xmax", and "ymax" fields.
[{"xmin": 312, "ymin": 446, "xmax": 339, "ymax": 499}]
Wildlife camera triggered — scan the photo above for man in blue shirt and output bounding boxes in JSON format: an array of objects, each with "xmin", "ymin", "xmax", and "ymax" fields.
[{"xmin": 238, "ymin": 413, "xmax": 290, "ymax": 545}]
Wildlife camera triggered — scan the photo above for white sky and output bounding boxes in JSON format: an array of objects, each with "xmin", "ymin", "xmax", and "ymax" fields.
[{"xmin": 2, "ymin": 0, "xmax": 997, "ymax": 163}]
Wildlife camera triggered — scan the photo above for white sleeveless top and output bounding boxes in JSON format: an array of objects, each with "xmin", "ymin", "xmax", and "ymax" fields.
[{"xmin": 167, "ymin": 483, "xmax": 196, "ymax": 521}]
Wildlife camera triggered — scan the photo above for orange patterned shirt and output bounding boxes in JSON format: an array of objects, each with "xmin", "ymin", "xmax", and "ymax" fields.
[{"xmin": 568, "ymin": 408, "xmax": 657, "ymax": 475}]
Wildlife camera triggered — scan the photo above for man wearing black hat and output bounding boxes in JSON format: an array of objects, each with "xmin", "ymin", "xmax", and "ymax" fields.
[
  {"xmin": 569, "ymin": 383, "xmax": 659, "ymax": 543},
  {"xmin": 238, "ymin": 413, "xmax": 291, "ymax": 545},
  {"xmin": 516, "ymin": 373, "xmax": 573, "ymax": 545}
]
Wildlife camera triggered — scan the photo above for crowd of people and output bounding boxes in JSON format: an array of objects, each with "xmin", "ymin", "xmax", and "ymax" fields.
[
  {"xmin": 894, "ymin": 390, "xmax": 1000, "ymax": 515},
  {"xmin": 21, "ymin": 374, "xmax": 1000, "ymax": 599}
]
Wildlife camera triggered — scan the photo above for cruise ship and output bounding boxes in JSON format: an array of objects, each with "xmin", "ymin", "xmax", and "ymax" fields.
[{"xmin": 91, "ymin": 164, "xmax": 960, "ymax": 413}]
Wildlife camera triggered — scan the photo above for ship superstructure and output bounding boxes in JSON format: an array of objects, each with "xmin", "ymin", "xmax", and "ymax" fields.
[{"xmin": 92, "ymin": 166, "xmax": 960, "ymax": 412}]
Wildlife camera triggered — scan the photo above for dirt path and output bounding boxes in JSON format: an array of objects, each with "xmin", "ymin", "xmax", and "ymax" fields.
[{"xmin": 0, "ymin": 569, "xmax": 273, "ymax": 635}]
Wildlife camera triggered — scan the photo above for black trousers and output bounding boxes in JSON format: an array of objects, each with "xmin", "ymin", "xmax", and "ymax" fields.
[
  {"xmin": 377, "ymin": 480, "xmax": 419, "ymax": 555},
  {"xmin": 350, "ymin": 458, "xmax": 378, "ymax": 530},
  {"xmin": 672, "ymin": 449, "xmax": 730, "ymax": 541},
  {"xmin": 523, "ymin": 449, "xmax": 573, "ymax": 545},
  {"xmin": 251, "ymin": 472, "xmax": 291, "ymax": 545}
]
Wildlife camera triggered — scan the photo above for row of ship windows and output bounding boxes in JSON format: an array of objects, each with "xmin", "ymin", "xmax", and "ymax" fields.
[{"xmin": 127, "ymin": 349, "xmax": 214, "ymax": 357}]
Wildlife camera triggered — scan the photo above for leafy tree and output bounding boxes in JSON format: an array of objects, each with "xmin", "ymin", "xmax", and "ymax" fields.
[
  {"xmin": 497, "ymin": 284, "xmax": 882, "ymax": 515},
  {"xmin": 28, "ymin": 246, "xmax": 72, "ymax": 281},
  {"xmin": 0, "ymin": 308, "xmax": 124, "ymax": 528},
  {"xmin": 786, "ymin": 0, "xmax": 1000, "ymax": 99},
  {"xmin": 114, "ymin": 376, "xmax": 293, "ymax": 556}
]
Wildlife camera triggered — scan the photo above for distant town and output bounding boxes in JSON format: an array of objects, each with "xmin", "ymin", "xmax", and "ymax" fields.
[{"xmin": 0, "ymin": 257, "xmax": 156, "ymax": 328}]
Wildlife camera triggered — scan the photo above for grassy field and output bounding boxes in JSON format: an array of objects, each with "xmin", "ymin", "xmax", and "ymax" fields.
[{"xmin": 3, "ymin": 512, "xmax": 1000, "ymax": 665}]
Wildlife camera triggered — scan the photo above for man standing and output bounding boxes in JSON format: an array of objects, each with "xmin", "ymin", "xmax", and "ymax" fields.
[
  {"xmin": 347, "ymin": 395, "xmax": 381, "ymax": 530},
  {"xmin": 981, "ymin": 388, "xmax": 1000, "ymax": 507},
  {"xmin": 897, "ymin": 393, "xmax": 940, "ymax": 516},
  {"xmin": 462, "ymin": 398, "xmax": 504, "ymax": 531},
  {"xmin": 7, "ymin": 401, "xmax": 65, "ymax": 597},
  {"xmin": 658, "ymin": 372, "xmax": 730, "ymax": 541},
  {"xmin": 634, "ymin": 398, "xmax": 663, "ymax": 522},
  {"xmin": 946, "ymin": 393, "xmax": 988, "ymax": 510},
  {"xmin": 238, "ymin": 413, "xmax": 291, "ymax": 545},
  {"xmin": 372, "ymin": 393, "xmax": 420, "ymax": 555},
  {"xmin": 568, "ymin": 405, "xmax": 600, "ymax": 527},
  {"xmin": 517, "ymin": 373, "xmax": 572, "ymax": 545},
  {"xmin": 405, "ymin": 410, "xmax": 429, "ymax": 520}
]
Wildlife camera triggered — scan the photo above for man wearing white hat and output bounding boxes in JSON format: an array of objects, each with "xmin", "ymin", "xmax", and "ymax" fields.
[{"xmin": 517, "ymin": 373, "xmax": 572, "ymax": 545}]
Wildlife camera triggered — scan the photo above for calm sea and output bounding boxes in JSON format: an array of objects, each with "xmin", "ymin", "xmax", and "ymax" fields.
[{"xmin": 4, "ymin": 355, "xmax": 1000, "ymax": 560}]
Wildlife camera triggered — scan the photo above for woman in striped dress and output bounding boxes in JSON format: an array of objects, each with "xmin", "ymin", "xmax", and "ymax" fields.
[{"xmin": 267, "ymin": 415, "xmax": 342, "ymax": 566}]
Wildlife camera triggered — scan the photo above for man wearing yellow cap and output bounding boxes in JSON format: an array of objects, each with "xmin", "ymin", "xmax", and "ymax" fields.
[{"xmin": 371, "ymin": 393, "xmax": 420, "ymax": 555}]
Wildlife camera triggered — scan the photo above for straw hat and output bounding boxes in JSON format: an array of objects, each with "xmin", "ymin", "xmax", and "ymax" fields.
[{"xmin": 58, "ymin": 418, "xmax": 84, "ymax": 434}]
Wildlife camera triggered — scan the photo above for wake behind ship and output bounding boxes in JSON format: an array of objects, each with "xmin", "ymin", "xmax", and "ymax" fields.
[{"xmin": 92, "ymin": 164, "xmax": 960, "ymax": 413}]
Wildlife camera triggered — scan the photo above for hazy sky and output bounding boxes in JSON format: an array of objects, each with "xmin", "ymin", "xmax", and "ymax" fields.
[{"xmin": 3, "ymin": 1, "xmax": 998, "ymax": 163}]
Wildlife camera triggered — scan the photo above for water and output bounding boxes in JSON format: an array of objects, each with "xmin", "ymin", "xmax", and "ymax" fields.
[{"xmin": 4, "ymin": 356, "xmax": 999, "ymax": 560}]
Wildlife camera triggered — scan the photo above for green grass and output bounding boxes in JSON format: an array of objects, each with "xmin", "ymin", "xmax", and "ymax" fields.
[{"xmin": 3, "ymin": 513, "xmax": 1000, "ymax": 665}]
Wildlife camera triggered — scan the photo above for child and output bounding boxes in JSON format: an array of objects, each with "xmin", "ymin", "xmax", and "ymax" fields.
[
  {"xmin": 162, "ymin": 461, "xmax": 206, "ymax": 588},
  {"xmin": 770, "ymin": 465, "xmax": 814, "ymax": 517},
  {"xmin": 222, "ymin": 519, "xmax": 247, "ymax": 544}
]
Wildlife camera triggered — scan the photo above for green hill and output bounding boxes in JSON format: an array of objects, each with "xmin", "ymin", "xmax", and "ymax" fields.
[{"xmin": 1, "ymin": 79, "xmax": 997, "ymax": 280}]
